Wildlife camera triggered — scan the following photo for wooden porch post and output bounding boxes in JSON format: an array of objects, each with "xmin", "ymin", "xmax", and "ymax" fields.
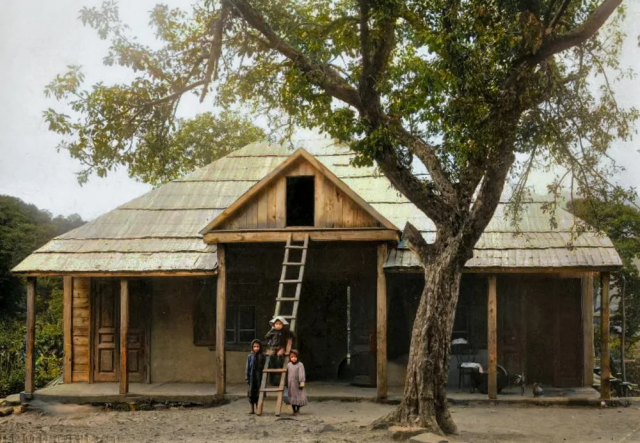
[
  {"xmin": 600, "ymin": 272, "xmax": 611, "ymax": 400},
  {"xmin": 25, "ymin": 277, "xmax": 37, "ymax": 396},
  {"xmin": 63, "ymin": 276, "xmax": 73, "ymax": 384},
  {"xmin": 216, "ymin": 244, "xmax": 227, "ymax": 396},
  {"xmin": 582, "ymin": 274, "xmax": 595, "ymax": 387},
  {"xmin": 376, "ymin": 243, "xmax": 388, "ymax": 400},
  {"xmin": 119, "ymin": 279, "xmax": 129, "ymax": 395},
  {"xmin": 487, "ymin": 274, "xmax": 498, "ymax": 400}
]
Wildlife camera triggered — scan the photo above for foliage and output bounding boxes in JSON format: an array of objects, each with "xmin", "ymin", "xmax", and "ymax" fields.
[
  {"xmin": 569, "ymin": 197, "xmax": 640, "ymax": 348},
  {"xmin": 45, "ymin": 0, "xmax": 634, "ymax": 432},
  {"xmin": 0, "ymin": 196, "xmax": 84, "ymax": 318},
  {"xmin": 44, "ymin": 41, "xmax": 266, "ymax": 184},
  {"xmin": 0, "ymin": 196, "xmax": 84, "ymax": 396}
]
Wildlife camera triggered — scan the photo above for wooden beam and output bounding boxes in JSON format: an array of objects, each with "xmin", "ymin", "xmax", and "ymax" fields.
[
  {"xmin": 119, "ymin": 279, "xmax": 129, "ymax": 395},
  {"xmin": 203, "ymin": 229, "xmax": 399, "ymax": 244},
  {"xmin": 600, "ymin": 272, "xmax": 611, "ymax": 400},
  {"xmin": 63, "ymin": 276, "xmax": 73, "ymax": 384},
  {"xmin": 582, "ymin": 274, "xmax": 595, "ymax": 387},
  {"xmin": 385, "ymin": 267, "xmax": 621, "ymax": 275},
  {"xmin": 487, "ymin": 275, "xmax": 498, "ymax": 400},
  {"xmin": 376, "ymin": 243, "xmax": 388, "ymax": 400},
  {"xmin": 13, "ymin": 270, "xmax": 218, "ymax": 278},
  {"xmin": 25, "ymin": 277, "xmax": 37, "ymax": 395},
  {"xmin": 216, "ymin": 244, "xmax": 227, "ymax": 396},
  {"xmin": 473, "ymin": 267, "xmax": 621, "ymax": 274}
]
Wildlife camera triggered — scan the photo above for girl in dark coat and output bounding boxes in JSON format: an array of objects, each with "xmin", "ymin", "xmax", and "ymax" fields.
[
  {"xmin": 264, "ymin": 316, "xmax": 295, "ymax": 385},
  {"xmin": 245, "ymin": 339, "xmax": 265, "ymax": 413}
]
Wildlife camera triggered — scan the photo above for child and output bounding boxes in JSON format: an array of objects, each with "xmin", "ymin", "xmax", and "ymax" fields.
[
  {"xmin": 265, "ymin": 316, "xmax": 295, "ymax": 385},
  {"xmin": 245, "ymin": 339, "xmax": 265, "ymax": 414},
  {"xmin": 286, "ymin": 349, "xmax": 307, "ymax": 416},
  {"xmin": 265, "ymin": 316, "xmax": 295, "ymax": 356}
]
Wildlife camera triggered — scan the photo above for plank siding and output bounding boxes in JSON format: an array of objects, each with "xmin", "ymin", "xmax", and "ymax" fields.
[
  {"xmin": 218, "ymin": 159, "xmax": 382, "ymax": 230},
  {"xmin": 72, "ymin": 277, "xmax": 91, "ymax": 382}
]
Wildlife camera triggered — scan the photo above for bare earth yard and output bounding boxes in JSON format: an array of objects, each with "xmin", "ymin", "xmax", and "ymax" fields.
[{"xmin": 2, "ymin": 398, "xmax": 640, "ymax": 443}]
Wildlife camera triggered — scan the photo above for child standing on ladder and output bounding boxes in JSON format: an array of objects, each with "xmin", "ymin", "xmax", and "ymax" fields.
[
  {"xmin": 246, "ymin": 339, "xmax": 265, "ymax": 414},
  {"xmin": 265, "ymin": 316, "xmax": 295, "ymax": 384},
  {"xmin": 287, "ymin": 349, "xmax": 307, "ymax": 416}
]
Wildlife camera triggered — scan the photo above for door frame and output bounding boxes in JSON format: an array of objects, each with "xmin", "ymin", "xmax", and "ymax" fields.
[{"xmin": 90, "ymin": 278, "xmax": 152, "ymax": 383}]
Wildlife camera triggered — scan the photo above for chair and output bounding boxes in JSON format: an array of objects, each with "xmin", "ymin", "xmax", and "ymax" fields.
[{"xmin": 451, "ymin": 339, "xmax": 477, "ymax": 390}]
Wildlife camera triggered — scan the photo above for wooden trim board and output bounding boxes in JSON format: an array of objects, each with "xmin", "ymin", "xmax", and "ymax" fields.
[
  {"xmin": 204, "ymin": 229, "xmax": 399, "ymax": 244},
  {"xmin": 15, "ymin": 271, "xmax": 218, "ymax": 278}
]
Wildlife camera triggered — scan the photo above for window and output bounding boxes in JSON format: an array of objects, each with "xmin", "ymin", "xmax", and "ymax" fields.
[
  {"xmin": 226, "ymin": 305, "xmax": 257, "ymax": 344},
  {"xmin": 452, "ymin": 305, "xmax": 469, "ymax": 343},
  {"xmin": 286, "ymin": 176, "xmax": 315, "ymax": 226}
]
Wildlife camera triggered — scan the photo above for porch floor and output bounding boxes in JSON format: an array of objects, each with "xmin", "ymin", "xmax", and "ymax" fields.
[{"xmin": 30, "ymin": 382, "xmax": 601, "ymax": 405}]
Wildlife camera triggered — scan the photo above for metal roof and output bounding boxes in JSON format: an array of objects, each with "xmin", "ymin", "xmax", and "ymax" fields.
[{"xmin": 13, "ymin": 140, "xmax": 622, "ymax": 274}]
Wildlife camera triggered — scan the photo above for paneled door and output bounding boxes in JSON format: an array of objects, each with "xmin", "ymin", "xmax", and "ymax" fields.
[
  {"xmin": 92, "ymin": 279, "xmax": 150, "ymax": 383},
  {"xmin": 92, "ymin": 280, "xmax": 119, "ymax": 382}
]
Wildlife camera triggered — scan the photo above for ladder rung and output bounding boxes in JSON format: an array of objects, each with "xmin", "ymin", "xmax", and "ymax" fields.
[
  {"xmin": 262, "ymin": 368, "xmax": 288, "ymax": 373},
  {"xmin": 261, "ymin": 388, "xmax": 284, "ymax": 392},
  {"xmin": 283, "ymin": 261, "xmax": 303, "ymax": 266},
  {"xmin": 276, "ymin": 297, "xmax": 299, "ymax": 302},
  {"xmin": 280, "ymin": 279, "xmax": 302, "ymax": 284},
  {"xmin": 285, "ymin": 245, "xmax": 306, "ymax": 249}
]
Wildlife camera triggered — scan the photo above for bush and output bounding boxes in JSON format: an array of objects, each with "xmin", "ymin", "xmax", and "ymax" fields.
[
  {"xmin": 0, "ymin": 279, "xmax": 64, "ymax": 398},
  {"xmin": 0, "ymin": 320, "xmax": 26, "ymax": 398}
]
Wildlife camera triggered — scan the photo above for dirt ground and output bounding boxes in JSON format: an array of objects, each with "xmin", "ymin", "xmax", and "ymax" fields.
[{"xmin": 2, "ymin": 399, "xmax": 640, "ymax": 443}]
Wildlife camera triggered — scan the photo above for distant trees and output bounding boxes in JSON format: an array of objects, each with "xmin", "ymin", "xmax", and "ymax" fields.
[
  {"xmin": 568, "ymin": 197, "xmax": 640, "ymax": 379},
  {"xmin": 0, "ymin": 195, "xmax": 85, "ymax": 396}
]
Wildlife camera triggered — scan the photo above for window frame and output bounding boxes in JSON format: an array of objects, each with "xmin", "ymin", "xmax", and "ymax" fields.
[
  {"xmin": 285, "ymin": 175, "xmax": 315, "ymax": 227},
  {"xmin": 225, "ymin": 304, "xmax": 257, "ymax": 347}
]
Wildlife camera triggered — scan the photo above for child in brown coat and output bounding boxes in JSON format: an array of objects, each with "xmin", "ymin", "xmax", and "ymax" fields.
[{"xmin": 286, "ymin": 349, "xmax": 307, "ymax": 416}]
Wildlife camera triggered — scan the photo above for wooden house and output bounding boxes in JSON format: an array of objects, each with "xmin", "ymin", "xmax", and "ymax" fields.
[{"xmin": 13, "ymin": 140, "xmax": 620, "ymax": 401}]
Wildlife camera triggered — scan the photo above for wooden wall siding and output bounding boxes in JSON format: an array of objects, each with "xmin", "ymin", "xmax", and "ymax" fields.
[
  {"xmin": 219, "ymin": 160, "xmax": 381, "ymax": 230},
  {"xmin": 72, "ymin": 277, "xmax": 91, "ymax": 382}
]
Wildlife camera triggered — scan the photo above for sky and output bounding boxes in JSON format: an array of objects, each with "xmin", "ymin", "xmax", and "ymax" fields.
[{"xmin": 0, "ymin": 1, "xmax": 639, "ymax": 221}]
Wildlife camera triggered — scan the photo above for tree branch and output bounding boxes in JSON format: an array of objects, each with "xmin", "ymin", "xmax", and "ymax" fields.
[
  {"xmin": 530, "ymin": 0, "xmax": 622, "ymax": 66},
  {"xmin": 131, "ymin": 79, "xmax": 207, "ymax": 108},
  {"xmin": 403, "ymin": 221, "xmax": 435, "ymax": 266},
  {"xmin": 226, "ymin": 0, "xmax": 362, "ymax": 109},
  {"xmin": 199, "ymin": 2, "xmax": 229, "ymax": 103},
  {"xmin": 548, "ymin": 0, "xmax": 574, "ymax": 30},
  {"xmin": 375, "ymin": 148, "xmax": 452, "ymax": 227},
  {"xmin": 394, "ymin": 124, "xmax": 458, "ymax": 205}
]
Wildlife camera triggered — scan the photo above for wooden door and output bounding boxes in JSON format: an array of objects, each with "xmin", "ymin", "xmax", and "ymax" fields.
[
  {"xmin": 93, "ymin": 279, "xmax": 150, "ymax": 383},
  {"xmin": 93, "ymin": 280, "xmax": 119, "ymax": 382},
  {"xmin": 127, "ymin": 281, "xmax": 149, "ymax": 383},
  {"xmin": 553, "ymin": 280, "xmax": 583, "ymax": 387}
]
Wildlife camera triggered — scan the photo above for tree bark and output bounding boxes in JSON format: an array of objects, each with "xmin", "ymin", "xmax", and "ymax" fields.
[{"xmin": 378, "ymin": 245, "xmax": 463, "ymax": 435}]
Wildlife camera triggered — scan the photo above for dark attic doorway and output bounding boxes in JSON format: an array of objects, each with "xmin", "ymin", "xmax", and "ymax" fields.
[{"xmin": 286, "ymin": 176, "xmax": 315, "ymax": 226}]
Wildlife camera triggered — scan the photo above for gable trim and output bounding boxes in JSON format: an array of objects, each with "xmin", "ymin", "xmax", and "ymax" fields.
[{"xmin": 199, "ymin": 148, "xmax": 399, "ymax": 234}]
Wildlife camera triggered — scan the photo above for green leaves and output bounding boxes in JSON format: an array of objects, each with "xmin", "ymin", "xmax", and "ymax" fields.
[
  {"xmin": 46, "ymin": 0, "xmax": 635, "ymax": 226},
  {"xmin": 569, "ymin": 196, "xmax": 640, "ymax": 344}
]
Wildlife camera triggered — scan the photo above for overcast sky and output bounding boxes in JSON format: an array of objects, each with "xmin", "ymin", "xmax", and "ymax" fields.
[{"xmin": 1, "ymin": 1, "xmax": 639, "ymax": 220}]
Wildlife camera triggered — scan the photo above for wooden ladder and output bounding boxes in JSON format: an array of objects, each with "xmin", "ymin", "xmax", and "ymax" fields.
[{"xmin": 256, "ymin": 234, "xmax": 309, "ymax": 416}]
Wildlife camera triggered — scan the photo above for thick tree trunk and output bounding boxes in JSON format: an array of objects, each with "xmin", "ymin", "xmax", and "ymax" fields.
[{"xmin": 379, "ymin": 246, "xmax": 463, "ymax": 435}]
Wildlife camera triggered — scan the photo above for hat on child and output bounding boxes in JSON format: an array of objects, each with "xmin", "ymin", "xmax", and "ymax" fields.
[
  {"xmin": 269, "ymin": 316, "xmax": 289, "ymax": 326},
  {"xmin": 289, "ymin": 349, "xmax": 299, "ymax": 357}
]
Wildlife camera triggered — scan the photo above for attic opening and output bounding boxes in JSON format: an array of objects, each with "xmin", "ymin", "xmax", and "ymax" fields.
[{"xmin": 286, "ymin": 176, "xmax": 315, "ymax": 227}]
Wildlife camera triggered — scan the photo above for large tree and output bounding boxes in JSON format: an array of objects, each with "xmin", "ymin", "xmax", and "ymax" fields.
[{"xmin": 46, "ymin": 0, "xmax": 637, "ymax": 434}]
